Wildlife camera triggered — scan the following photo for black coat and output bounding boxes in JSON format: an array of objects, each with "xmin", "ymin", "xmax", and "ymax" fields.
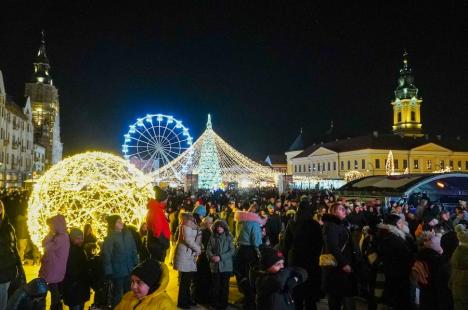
[
  {"xmin": 417, "ymin": 248, "xmax": 453, "ymax": 310},
  {"xmin": 0, "ymin": 217, "xmax": 22, "ymax": 284},
  {"xmin": 321, "ymin": 214, "xmax": 356, "ymax": 296},
  {"xmin": 284, "ymin": 218, "xmax": 323, "ymax": 301},
  {"xmin": 256, "ymin": 267, "xmax": 308, "ymax": 310},
  {"xmin": 60, "ymin": 243, "xmax": 91, "ymax": 306},
  {"xmin": 377, "ymin": 224, "xmax": 415, "ymax": 308},
  {"xmin": 6, "ymin": 278, "xmax": 48, "ymax": 310},
  {"xmin": 266, "ymin": 214, "xmax": 283, "ymax": 246}
]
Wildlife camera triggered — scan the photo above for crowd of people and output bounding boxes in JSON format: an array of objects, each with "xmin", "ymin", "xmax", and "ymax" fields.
[{"xmin": 1, "ymin": 186, "xmax": 468, "ymax": 310}]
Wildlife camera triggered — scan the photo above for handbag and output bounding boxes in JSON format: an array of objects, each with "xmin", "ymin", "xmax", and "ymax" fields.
[{"xmin": 319, "ymin": 235, "xmax": 348, "ymax": 267}]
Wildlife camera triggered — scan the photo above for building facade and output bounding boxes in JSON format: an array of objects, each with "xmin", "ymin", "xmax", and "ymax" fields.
[
  {"xmin": 288, "ymin": 52, "xmax": 468, "ymax": 181},
  {"xmin": 0, "ymin": 72, "xmax": 35, "ymax": 187},
  {"xmin": 24, "ymin": 32, "xmax": 63, "ymax": 168}
]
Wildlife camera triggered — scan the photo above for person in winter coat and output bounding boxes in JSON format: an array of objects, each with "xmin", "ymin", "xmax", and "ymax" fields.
[
  {"xmin": 0, "ymin": 201, "xmax": 25, "ymax": 310},
  {"xmin": 376, "ymin": 214, "xmax": 415, "ymax": 310},
  {"xmin": 173, "ymin": 212, "xmax": 202, "ymax": 309},
  {"xmin": 102, "ymin": 214, "xmax": 139, "ymax": 308},
  {"xmin": 450, "ymin": 224, "xmax": 468, "ymax": 310},
  {"xmin": 206, "ymin": 220, "xmax": 235, "ymax": 310},
  {"xmin": 146, "ymin": 186, "xmax": 171, "ymax": 262},
  {"xmin": 39, "ymin": 214, "xmax": 70, "ymax": 310},
  {"xmin": 265, "ymin": 205, "xmax": 283, "ymax": 247},
  {"xmin": 83, "ymin": 223, "xmax": 97, "ymax": 258},
  {"xmin": 234, "ymin": 210, "xmax": 265, "ymax": 310},
  {"xmin": 115, "ymin": 259, "xmax": 176, "ymax": 310},
  {"xmin": 321, "ymin": 203, "xmax": 356, "ymax": 310},
  {"xmin": 60, "ymin": 228, "xmax": 90, "ymax": 310},
  {"xmin": 193, "ymin": 216, "xmax": 213, "ymax": 304},
  {"xmin": 411, "ymin": 231, "xmax": 453, "ymax": 310},
  {"xmin": 255, "ymin": 247, "xmax": 308, "ymax": 310},
  {"xmin": 5, "ymin": 278, "xmax": 48, "ymax": 310},
  {"xmin": 284, "ymin": 203, "xmax": 323, "ymax": 310}
]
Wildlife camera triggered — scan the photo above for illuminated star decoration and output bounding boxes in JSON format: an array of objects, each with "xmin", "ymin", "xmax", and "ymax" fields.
[{"xmin": 28, "ymin": 152, "xmax": 154, "ymax": 253}]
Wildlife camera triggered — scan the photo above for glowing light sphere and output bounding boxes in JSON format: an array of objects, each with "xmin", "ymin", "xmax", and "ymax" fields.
[{"xmin": 28, "ymin": 152, "xmax": 154, "ymax": 252}]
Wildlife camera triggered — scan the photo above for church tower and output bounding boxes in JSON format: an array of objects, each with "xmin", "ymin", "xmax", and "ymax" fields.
[
  {"xmin": 24, "ymin": 31, "xmax": 63, "ymax": 167},
  {"xmin": 391, "ymin": 51, "xmax": 423, "ymax": 137}
]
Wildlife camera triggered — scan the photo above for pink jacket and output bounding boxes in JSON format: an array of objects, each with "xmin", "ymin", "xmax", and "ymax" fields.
[{"xmin": 39, "ymin": 215, "xmax": 70, "ymax": 284}]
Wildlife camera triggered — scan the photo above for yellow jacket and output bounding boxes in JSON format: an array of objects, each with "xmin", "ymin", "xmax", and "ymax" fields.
[{"xmin": 115, "ymin": 263, "xmax": 176, "ymax": 310}]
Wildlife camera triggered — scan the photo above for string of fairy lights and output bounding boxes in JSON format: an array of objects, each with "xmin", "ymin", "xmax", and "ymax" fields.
[
  {"xmin": 152, "ymin": 115, "xmax": 280, "ymax": 188},
  {"xmin": 28, "ymin": 152, "xmax": 154, "ymax": 253}
]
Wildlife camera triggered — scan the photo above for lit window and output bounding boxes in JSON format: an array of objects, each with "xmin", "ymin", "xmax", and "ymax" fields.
[
  {"xmin": 414, "ymin": 160, "xmax": 419, "ymax": 169},
  {"xmin": 354, "ymin": 160, "xmax": 358, "ymax": 169},
  {"xmin": 427, "ymin": 160, "xmax": 432, "ymax": 170},
  {"xmin": 403, "ymin": 159, "xmax": 408, "ymax": 169}
]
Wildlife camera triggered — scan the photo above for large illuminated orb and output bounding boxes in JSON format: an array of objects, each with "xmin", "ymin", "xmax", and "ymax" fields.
[{"xmin": 28, "ymin": 152, "xmax": 154, "ymax": 252}]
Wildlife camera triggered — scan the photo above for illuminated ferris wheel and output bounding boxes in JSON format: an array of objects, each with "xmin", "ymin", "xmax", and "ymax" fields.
[{"xmin": 122, "ymin": 114, "xmax": 193, "ymax": 173}]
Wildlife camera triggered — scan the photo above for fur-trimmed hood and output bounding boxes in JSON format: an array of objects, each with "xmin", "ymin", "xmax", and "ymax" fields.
[
  {"xmin": 234, "ymin": 211, "xmax": 267, "ymax": 226},
  {"xmin": 377, "ymin": 223, "xmax": 407, "ymax": 240}
]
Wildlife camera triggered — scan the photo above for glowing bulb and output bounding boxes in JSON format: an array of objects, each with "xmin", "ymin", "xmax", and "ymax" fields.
[{"xmin": 28, "ymin": 152, "xmax": 154, "ymax": 253}]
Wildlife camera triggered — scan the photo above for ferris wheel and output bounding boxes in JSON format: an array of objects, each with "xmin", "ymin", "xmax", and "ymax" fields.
[{"xmin": 122, "ymin": 114, "xmax": 193, "ymax": 173}]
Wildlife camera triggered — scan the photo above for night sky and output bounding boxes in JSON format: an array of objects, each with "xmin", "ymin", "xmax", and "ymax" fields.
[{"xmin": 1, "ymin": 2, "xmax": 468, "ymax": 160}]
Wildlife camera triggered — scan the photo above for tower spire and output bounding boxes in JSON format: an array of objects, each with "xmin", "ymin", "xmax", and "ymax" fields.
[
  {"xmin": 206, "ymin": 114, "xmax": 212, "ymax": 130},
  {"xmin": 391, "ymin": 50, "xmax": 423, "ymax": 137},
  {"xmin": 32, "ymin": 30, "xmax": 52, "ymax": 84}
]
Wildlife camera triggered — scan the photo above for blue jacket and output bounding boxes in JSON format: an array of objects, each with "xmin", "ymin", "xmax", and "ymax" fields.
[
  {"xmin": 102, "ymin": 229, "xmax": 138, "ymax": 278},
  {"xmin": 234, "ymin": 211, "xmax": 263, "ymax": 248}
]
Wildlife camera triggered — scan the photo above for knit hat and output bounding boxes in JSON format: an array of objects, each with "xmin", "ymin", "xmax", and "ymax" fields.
[
  {"xmin": 260, "ymin": 247, "xmax": 284, "ymax": 270},
  {"xmin": 69, "ymin": 228, "xmax": 83, "ymax": 240},
  {"xmin": 131, "ymin": 259, "xmax": 163, "ymax": 294},
  {"xmin": 384, "ymin": 214, "xmax": 401, "ymax": 226},
  {"xmin": 154, "ymin": 186, "xmax": 168, "ymax": 202},
  {"xmin": 193, "ymin": 205, "xmax": 207, "ymax": 218},
  {"xmin": 106, "ymin": 214, "xmax": 121, "ymax": 229}
]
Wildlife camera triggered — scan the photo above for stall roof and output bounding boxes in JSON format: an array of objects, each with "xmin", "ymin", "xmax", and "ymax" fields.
[{"xmin": 336, "ymin": 173, "xmax": 468, "ymax": 199}]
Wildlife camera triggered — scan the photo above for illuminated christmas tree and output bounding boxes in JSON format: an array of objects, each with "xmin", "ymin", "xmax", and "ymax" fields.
[
  {"xmin": 198, "ymin": 114, "xmax": 222, "ymax": 189},
  {"xmin": 386, "ymin": 150, "xmax": 395, "ymax": 175}
]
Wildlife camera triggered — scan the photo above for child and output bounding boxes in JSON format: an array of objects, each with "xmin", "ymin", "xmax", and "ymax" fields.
[
  {"xmin": 206, "ymin": 220, "xmax": 235, "ymax": 310},
  {"xmin": 255, "ymin": 247, "xmax": 307, "ymax": 310},
  {"xmin": 115, "ymin": 259, "xmax": 175, "ymax": 309}
]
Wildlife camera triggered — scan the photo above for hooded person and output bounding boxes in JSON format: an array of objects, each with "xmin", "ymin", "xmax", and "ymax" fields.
[
  {"xmin": 6, "ymin": 278, "xmax": 48, "ymax": 310},
  {"xmin": 450, "ymin": 224, "xmax": 468, "ymax": 310},
  {"xmin": 206, "ymin": 220, "xmax": 235, "ymax": 309},
  {"xmin": 39, "ymin": 214, "xmax": 70, "ymax": 310},
  {"xmin": 60, "ymin": 228, "xmax": 91, "ymax": 309},
  {"xmin": 102, "ymin": 214, "xmax": 139, "ymax": 308},
  {"xmin": 376, "ymin": 214, "xmax": 415, "ymax": 310},
  {"xmin": 146, "ymin": 186, "xmax": 171, "ymax": 262},
  {"xmin": 115, "ymin": 259, "xmax": 175, "ymax": 310},
  {"xmin": 255, "ymin": 247, "xmax": 308, "ymax": 310},
  {"xmin": 0, "ymin": 201, "xmax": 25, "ymax": 310},
  {"xmin": 233, "ymin": 210, "xmax": 265, "ymax": 310}
]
